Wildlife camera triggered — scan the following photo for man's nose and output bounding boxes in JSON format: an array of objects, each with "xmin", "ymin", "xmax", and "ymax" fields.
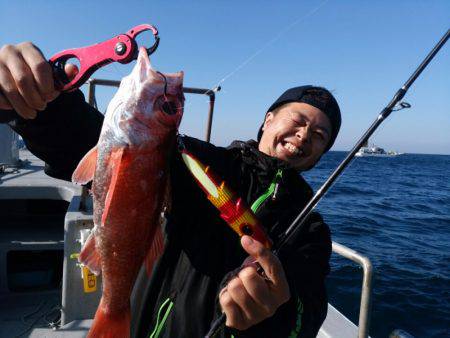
[{"xmin": 296, "ymin": 125, "xmax": 311, "ymax": 143}]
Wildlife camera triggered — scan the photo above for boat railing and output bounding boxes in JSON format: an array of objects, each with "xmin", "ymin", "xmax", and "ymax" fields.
[
  {"xmin": 331, "ymin": 241, "xmax": 373, "ymax": 338},
  {"xmin": 86, "ymin": 78, "xmax": 221, "ymax": 143}
]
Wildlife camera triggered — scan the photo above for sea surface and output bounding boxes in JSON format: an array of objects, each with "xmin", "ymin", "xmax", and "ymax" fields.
[{"xmin": 302, "ymin": 152, "xmax": 450, "ymax": 338}]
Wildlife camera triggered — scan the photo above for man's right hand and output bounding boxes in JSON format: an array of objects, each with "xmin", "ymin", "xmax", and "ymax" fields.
[{"xmin": 0, "ymin": 42, "xmax": 77, "ymax": 119}]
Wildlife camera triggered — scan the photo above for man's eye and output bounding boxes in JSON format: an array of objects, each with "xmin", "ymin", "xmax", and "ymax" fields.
[
  {"xmin": 292, "ymin": 118, "xmax": 305, "ymax": 125},
  {"xmin": 314, "ymin": 131, "xmax": 325, "ymax": 140}
]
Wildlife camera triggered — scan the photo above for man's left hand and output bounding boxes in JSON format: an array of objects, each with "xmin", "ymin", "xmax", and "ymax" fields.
[{"xmin": 219, "ymin": 235, "xmax": 291, "ymax": 330}]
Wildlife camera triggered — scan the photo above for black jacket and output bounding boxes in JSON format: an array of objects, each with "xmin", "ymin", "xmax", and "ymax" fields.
[{"xmin": 6, "ymin": 90, "xmax": 331, "ymax": 338}]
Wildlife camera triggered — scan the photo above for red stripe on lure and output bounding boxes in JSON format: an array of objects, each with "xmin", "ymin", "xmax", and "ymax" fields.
[{"xmin": 180, "ymin": 149, "xmax": 272, "ymax": 249}]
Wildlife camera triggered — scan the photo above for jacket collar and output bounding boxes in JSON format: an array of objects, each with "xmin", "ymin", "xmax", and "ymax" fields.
[
  {"xmin": 227, "ymin": 139, "xmax": 313, "ymax": 198},
  {"xmin": 227, "ymin": 139, "xmax": 294, "ymax": 172}
]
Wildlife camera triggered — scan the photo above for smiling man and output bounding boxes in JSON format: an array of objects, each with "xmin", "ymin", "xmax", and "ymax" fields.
[
  {"xmin": 258, "ymin": 86, "xmax": 341, "ymax": 171},
  {"xmin": 212, "ymin": 86, "xmax": 341, "ymax": 337}
]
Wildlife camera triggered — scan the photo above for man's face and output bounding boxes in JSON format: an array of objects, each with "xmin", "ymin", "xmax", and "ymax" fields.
[{"xmin": 258, "ymin": 102, "xmax": 332, "ymax": 170}]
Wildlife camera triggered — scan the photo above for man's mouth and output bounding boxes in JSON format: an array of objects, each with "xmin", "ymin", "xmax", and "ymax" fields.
[{"xmin": 282, "ymin": 141, "xmax": 303, "ymax": 157}]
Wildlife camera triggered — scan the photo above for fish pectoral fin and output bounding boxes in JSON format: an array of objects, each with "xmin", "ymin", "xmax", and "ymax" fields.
[
  {"xmin": 79, "ymin": 232, "xmax": 102, "ymax": 275},
  {"xmin": 72, "ymin": 145, "xmax": 99, "ymax": 185},
  {"xmin": 101, "ymin": 147, "xmax": 127, "ymax": 226}
]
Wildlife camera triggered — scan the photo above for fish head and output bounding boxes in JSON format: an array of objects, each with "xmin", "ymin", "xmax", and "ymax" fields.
[
  {"xmin": 134, "ymin": 47, "xmax": 185, "ymax": 129},
  {"xmin": 105, "ymin": 47, "xmax": 184, "ymax": 145}
]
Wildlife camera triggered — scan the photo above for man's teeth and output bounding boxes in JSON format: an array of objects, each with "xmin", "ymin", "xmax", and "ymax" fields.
[{"xmin": 284, "ymin": 142, "xmax": 302, "ymax": 156}]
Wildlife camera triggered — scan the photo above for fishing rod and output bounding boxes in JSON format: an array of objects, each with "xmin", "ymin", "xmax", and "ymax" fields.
[
  {"xmin": 274, "ymin": 28, "xmax": 449, "ymax": 253},
  {"xmin": 205, "ymin": 28, "xmax": 449, "ymax": 338}
]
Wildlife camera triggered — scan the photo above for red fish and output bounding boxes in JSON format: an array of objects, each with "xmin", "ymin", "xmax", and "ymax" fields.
[{"xmin": 72, "ymin": 47, "xmax": 184, "ymax": 338}]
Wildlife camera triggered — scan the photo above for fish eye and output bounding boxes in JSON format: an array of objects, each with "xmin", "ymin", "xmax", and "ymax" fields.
[
  {"xmin": 161, "ymin": 100, "xmax": 178, "ymax": 115},
  {"xmin": 157, "ymin": 94, "xmax": 181, "ymax": 116}
]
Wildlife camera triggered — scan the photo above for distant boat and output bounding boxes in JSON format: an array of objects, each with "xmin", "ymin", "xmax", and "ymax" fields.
[{"xmin": 356, "ymin": 142, "xmax": 402, "ymax": 157}]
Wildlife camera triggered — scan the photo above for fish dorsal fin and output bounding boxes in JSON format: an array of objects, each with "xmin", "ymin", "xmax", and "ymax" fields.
[{"xmin": 72, "ymin": 146, "xmax": 98, "ymax": 185}]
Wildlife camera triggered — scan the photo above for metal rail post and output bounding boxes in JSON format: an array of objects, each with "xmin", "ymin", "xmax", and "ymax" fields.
[{"xmin": 332, "ymin": 241, "xmax": 373, "ymax": 338}]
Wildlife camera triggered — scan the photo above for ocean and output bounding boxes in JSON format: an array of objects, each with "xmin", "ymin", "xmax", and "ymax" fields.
[{"xmin": 302, "ymin": 152, "xmax": 450, "ymax": 338}]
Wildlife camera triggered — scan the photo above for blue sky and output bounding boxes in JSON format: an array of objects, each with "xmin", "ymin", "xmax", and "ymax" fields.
[{"xmin": 1, "ymin": 1, "xmax": 449, "ymax": 154}]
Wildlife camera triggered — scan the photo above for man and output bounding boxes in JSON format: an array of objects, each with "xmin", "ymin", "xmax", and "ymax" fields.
[{"xmin": 0, "ymin": 42, "xmax": 341, "ymax": 337}]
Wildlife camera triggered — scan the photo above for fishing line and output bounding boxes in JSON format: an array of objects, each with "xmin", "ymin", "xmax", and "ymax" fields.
[
  {"xmin": 210, "ymin": 0, "xmax": 329, "ymax": 90},
  {"xmin": 109, "ymin": 60, "xmax": 127, "ymax": 78},
  {"xmin": 84, "ymin": 2, "xmax": 330, "ymax": 127},
  {"xmin": 15, "ymin": 301, "xmax": 59, "ymax": 338},
  {"xmin": 180, "ymin": 0, "xmax": 329, "ymax": 113}
]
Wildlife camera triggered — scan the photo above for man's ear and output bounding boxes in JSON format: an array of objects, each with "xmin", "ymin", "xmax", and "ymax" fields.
[{"xmin": 262, "ymin": 112, "xmax": 274, "ymax": 132}]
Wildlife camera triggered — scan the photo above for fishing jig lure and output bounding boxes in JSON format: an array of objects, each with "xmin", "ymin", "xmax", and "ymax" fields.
[{"xmin": 180, "ymin": 148, "xmax": 272, "ymax": 249}]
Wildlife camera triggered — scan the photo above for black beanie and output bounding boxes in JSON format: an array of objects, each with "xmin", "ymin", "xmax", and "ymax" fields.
[{"xmin": 257, "ymin": 85, "xmax": 341, "ymax": 152}]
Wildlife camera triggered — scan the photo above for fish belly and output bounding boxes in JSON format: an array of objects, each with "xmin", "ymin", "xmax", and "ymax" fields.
[{"xmin": 95, "ymin": 145, "xmax": 168, "ymax": 314}]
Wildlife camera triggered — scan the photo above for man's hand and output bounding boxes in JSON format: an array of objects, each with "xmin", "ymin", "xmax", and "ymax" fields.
[
  {"xmin": 0, "ymin": 42, "xmax": 77, "ymax": 119},
  {"xmin": 219, "ymin": 236, "xmax": 290, "ymax": 331}
]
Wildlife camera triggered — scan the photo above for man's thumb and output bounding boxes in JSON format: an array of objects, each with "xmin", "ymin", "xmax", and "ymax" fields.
[
  {"xmin": 240, "ymin": 235, "xmax": 287, "ymax": 288},
  {"xmin": 241, "ymin": 236, "xmax": 265, "ymax": 258},
  {"xmin": 64, "ymin": 63, "xmax": 79, "ymax": 81}
]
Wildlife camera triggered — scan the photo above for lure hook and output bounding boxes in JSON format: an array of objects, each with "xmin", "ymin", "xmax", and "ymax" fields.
[
  {"xmin": 156, "ymin": 71, "xmax": 178, "ymax": 115},
  {"xmin": 156, "ymin": 71, "xmax": 168, "ymax": 97}
]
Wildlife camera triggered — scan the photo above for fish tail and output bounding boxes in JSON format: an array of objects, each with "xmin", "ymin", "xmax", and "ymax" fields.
[{"xmin": 87, "ymin": 298, "xmax": 130, "ymax": 338}]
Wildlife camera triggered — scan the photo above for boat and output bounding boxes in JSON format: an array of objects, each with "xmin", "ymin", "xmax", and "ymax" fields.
[
  {"xmin": 356, "ymin": 142, "xmax": 402, "ymax": 157},
  {"xmin": 0, "ymin": 79, "xmax": 373, "ymax": 338}
]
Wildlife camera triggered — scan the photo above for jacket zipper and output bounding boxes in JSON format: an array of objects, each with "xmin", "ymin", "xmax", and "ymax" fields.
[
  {"xmin": 149, "ymin": 297, "xmax": 175, "ymax": 338},
  {"xmin": 250, "ymin": 169, "xmax": 283, "ymax": 213}
]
